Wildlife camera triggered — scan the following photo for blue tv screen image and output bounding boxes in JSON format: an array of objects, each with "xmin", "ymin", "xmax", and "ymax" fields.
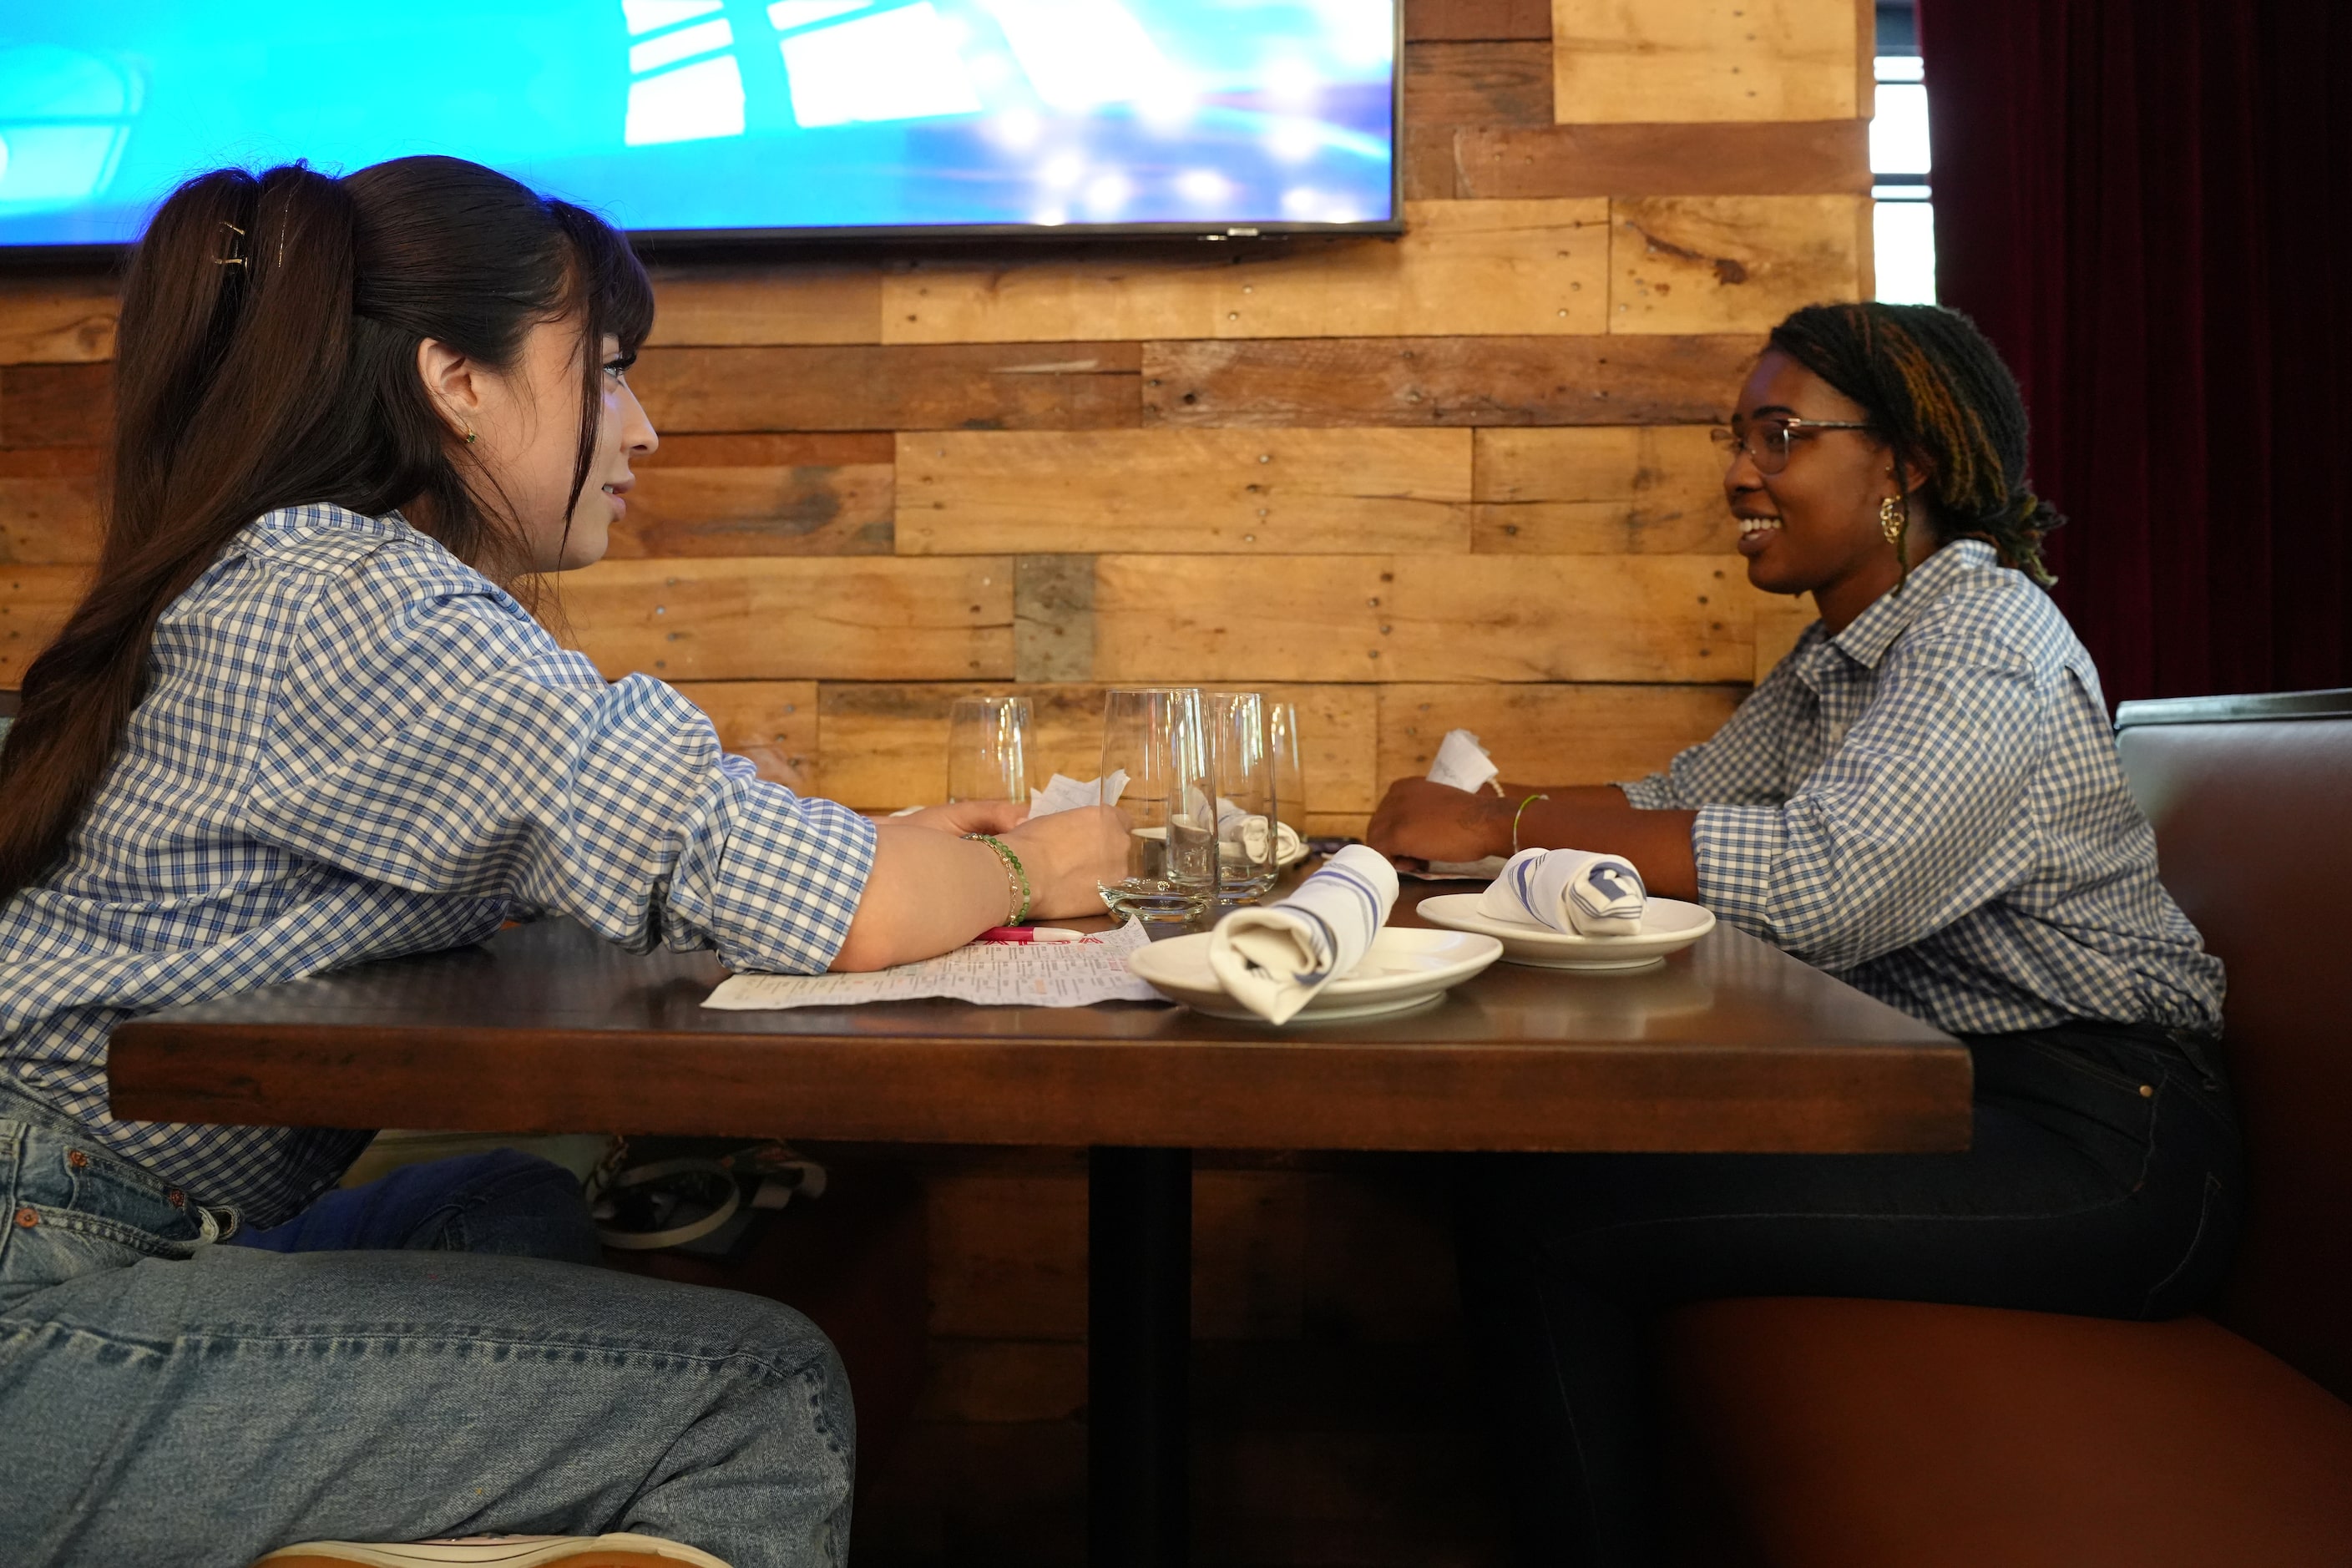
[{"xmin": 0, "ymin": 0, "xmax": 1399, "ymax": 247}]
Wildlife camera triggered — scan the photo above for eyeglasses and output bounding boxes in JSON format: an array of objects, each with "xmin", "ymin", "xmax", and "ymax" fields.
[{"xmin": 1709, "ymin": 417, "xmax": 1874, "ymax": 475}]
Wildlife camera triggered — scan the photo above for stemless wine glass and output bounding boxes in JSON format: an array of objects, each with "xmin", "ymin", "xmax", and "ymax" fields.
[
  {"xmin": 1096, "ymin": 687, "xmax": 1216, "ymax": 921},
  {"xmin": 1267, "ymin": 699, "xmax": 1308, "ymax": 850},
  {"xmin": 1205, "ymin": 690, "xmax": 1279, "ymax": 903},
  {"xmin": 946, "ymin": 695, "xmax": 1031, "ymax": 804}
]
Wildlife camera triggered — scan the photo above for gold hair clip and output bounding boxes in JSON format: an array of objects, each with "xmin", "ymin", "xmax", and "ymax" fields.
[{"xmin": 212, "ymin": 220, "xmax": 247, "ymax": 269}]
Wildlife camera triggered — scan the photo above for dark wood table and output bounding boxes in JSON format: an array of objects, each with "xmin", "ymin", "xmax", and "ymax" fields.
[{"xmin": 109, "ymin": 883, "xmax": 1969, "ymax": 1566}]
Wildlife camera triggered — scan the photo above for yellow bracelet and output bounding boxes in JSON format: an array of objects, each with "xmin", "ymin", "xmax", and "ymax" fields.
[{"xmin": 1510, "ymin": 793, "xmax": 1550, "ymax": 857}]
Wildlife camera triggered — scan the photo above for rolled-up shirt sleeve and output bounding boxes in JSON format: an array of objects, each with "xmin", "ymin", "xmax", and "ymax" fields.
[
  {"xmin": 246, "ymin": 582, "xmax": 873, "ymax": 974},
  {"xmin": 1692, "ymin": 640, "xmax": 2041, "ymax": 970}
]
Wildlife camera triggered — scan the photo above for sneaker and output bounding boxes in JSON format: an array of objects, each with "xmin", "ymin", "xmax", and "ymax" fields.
[{"xmin": 250, "ymin": 1534, "xmax": 732, "ymax": 1568}]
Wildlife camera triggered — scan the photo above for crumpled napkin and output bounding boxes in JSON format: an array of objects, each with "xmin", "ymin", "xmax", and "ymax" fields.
[
  {"xmin": 1031, "ymin": 770, "xmax": 1130, "ymax": 817},
  {"xmin": 1214, "ymin": 798, "xmax": 1308, "ymax": 869},
  {"xmin": 1206, "ymin": 844, "xmax": 1399, "ymax": 1024},
  {"xmin": 1423, "ymin": 729, "xmax": 1509, "ymax": 878},
  {"xmin": 1477, "ymin": 846, "xmax": 1647, "ymax": 937}
]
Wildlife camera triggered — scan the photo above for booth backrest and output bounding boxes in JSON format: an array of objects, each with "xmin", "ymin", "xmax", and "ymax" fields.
[{"xmin": 2115, "ymin": 690, "xmax": 2352, "ymax": 1402}]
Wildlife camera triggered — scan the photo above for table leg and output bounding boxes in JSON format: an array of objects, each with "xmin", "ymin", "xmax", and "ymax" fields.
[{"xmin": 1088, "ymin": 1145, "xmax": 1192, "ymax": 1567}]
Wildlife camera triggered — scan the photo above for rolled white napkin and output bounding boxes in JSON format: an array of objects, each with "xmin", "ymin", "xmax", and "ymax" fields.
[
  {"xmin": 1031, "ymin": 769, "xmax": 1129, "ymax": 817},
  {"xmin": 1207, "ymin": 844, "xmax": 1399, "ymax": 1024},
  {"xmin": 1426, "ymin": 728, "xmax": 1500, "ymax": 794},
  {"xmin": 1478, "ymin": 847, "xmax": 1647, "ymax": 937}
]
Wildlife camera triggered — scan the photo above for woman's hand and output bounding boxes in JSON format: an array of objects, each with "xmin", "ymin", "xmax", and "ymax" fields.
[
  {"xmin": 999, "ymin": 805, "xmax": 1129, "ymax": 918},
  {"xmin": 1365, "ymin": 778, "xmax": 1511, "ymax": 866},
  {"xmin": 893, "ymin": 799, "xmax": 1030, "ymax": 837}
]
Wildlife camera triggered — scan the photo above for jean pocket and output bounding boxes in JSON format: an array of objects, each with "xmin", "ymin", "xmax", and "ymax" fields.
[{"xmin": 0, "ymin": 1210, "xmax": 198, "ymax": 1313}]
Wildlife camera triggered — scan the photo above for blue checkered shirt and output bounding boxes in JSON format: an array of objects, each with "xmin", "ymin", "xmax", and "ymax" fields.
[
  {"xmin": 0, "ymin": 506, "xmax": 876, "ymax": 1227},
  {"xmin": 1621, "ymin": 541, "xmax": 2224, "ymax": 1039}
]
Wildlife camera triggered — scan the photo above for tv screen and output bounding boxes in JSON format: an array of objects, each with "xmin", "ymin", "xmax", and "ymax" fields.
[{"xmin": 0, "ymin": 1, "xmax": 1400, "ymax": 249}]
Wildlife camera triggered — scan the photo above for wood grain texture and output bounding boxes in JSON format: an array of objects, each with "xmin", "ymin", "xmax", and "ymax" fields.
[
  {"xmin": 560, "ymin": 556, "xmax": 1014, "ymax": 682},
  {"xmin": 609, "ymin": 432, "xmax": 893, "ymax": 558},
  {"xmin": 1377, "ymin": 681, "xmax": 1746, "ymax": 786},
  {"xmin": 668, "ymin": 680, "xmax": 821, "ymax": 791},
  {"xmin": 878, "ymin": 202, "xmax": 1611, "ymax": 343},
  {"xmin": 1405, "ymin": 0, "xmax": 1553, "ymax": 39},
  {"xmin": 0, "ymin": 279, "xmax": 119, "ymax": 365},
  {"xmin": 645, "ymin": 264, "xmax": 882, "ymax": 346},
  {"xmin": 1144, "ymin": 334, "xmax": 1761, "ymax": 427},
  {"xmin": 0, "ymin": 363, "xmax": 113, "ymax": 448},
  {"xmin": 927, "ymin": 1173, "xmax": 1090, "ymax": 1340},
  {"xmin": 0, "ymin": 564, "xmax": 88, "ymax": 685},
  {"xmin": 628, "ymin": 344, "xmax": 1141, "ymax": 433},
  {"xmin": 0, "ymin": 448, "xmax": 103, "ymax": 564},
  {"xmin": 1093, "ymin": 556, "xmax": 1393, "ymax": 683},
  {"xmin": 1552, "ymin": 0, "xmax": 1861, "ymax": 124},
  {"xmin": 1473, "ymin": 425, "xmax": 1731, "ymax": 552},
  {"xmin": 1404, "ymin": 41, "xmax": 1554, "ymax": 126},
  {"xmin": 896, "ymin": 429, "xmax": 1473, "ymax": 555},
  {"xmin": 1013, "ymin": 555, "xmax": 1095, "ymax": 684},
  {"xmin": 1457, "ymin": 118, "xmax": 1869, "ymax": 198},
  {"xmin": 812, "ymin": 680, "xmax": 1378, "ymax": 814},
  {"xmin": 1609, "ymin": 195, "xmax": 1867, "ymax": 333},
  {"xmin": 1383, "ymin": 554, "xmax": 1768, "ymax": 681}
]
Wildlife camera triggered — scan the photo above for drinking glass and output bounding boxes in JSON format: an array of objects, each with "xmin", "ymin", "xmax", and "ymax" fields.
[
  {"xmin": 1267, "ymin": 699, "xmax": 1308, "ymax": 843},
  {"xmin": 1097, "ymin": 687, "xmax": 1216, "ymax": 921},
  {"xmin": 1206, "ymin": 690, "xmax": 1279, "ymax": 903},
  {"xmin": 947, "ymin": 695, "xmax": 1031, "ymax": 804}
]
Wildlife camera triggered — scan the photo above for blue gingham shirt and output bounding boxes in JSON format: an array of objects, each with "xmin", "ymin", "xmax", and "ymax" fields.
[
  {"xmin": 1621, "ymin": 540, "xmax": 2224, "ymax": 1038},
  {"xmin": 0, "ymin": 505, "xmax": 876, "ymax": 1227}
]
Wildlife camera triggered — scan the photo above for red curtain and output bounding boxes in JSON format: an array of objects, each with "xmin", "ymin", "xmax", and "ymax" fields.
[{"xmin": 1916, "ymin": 0, "xmax": 2352, "ymax": 704}]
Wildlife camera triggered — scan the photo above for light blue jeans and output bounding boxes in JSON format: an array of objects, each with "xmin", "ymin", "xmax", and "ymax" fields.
[{"xmin": 0, "ymin": 1083, "xmax": 855, "ymax": 1568}]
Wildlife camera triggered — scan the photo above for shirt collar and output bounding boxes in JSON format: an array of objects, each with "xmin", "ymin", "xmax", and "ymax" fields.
[{"xmin": 1828, "ymin": 539, "xmax": 1999, "ymax": 670}]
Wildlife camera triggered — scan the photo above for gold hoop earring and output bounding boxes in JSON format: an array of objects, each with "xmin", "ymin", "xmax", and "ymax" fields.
[{"xmin": 1879, "ymin": 494, "xmax": 1905, "ymax": 545}]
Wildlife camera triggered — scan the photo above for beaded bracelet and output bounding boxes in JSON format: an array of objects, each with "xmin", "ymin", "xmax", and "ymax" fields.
[
  {"xmin": 1510, "ymin": 793, "xmax": 1550, "ymax": 857},
  {"xmin": 965, "ymin": 833, "xmax": 1032, "ymax": 925}
]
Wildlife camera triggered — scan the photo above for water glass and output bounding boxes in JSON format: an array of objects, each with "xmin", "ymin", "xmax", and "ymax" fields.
[
  {"xmin": 1097, "ymin": 686, "xmax": 1216, "ymax": 921},
  {"xmin": 1206, "ymin": 690, "xmax": 1280, "ymax": 903},
  {"xmin": 1268, "ymin": 699, "xmax": 1308, "ymax": 841},
  {"xmin": 947, "ymin": 695, "xmax": 1031, "ymax": 804}
]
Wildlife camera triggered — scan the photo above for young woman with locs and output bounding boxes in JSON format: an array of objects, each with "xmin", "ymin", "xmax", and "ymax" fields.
[
  {"xmin": 1367, "ymin": 302, "xmax": 2238, "ymax": 1565},
  {"xmin": 0, "ymin": 158, "xmax": 1125, "ymax": 1568}
]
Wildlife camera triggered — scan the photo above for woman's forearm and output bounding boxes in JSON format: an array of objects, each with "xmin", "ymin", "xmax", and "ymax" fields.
[{"xmin": 830, "ymin": 824, "xmax": 1010, "ymax": 972}]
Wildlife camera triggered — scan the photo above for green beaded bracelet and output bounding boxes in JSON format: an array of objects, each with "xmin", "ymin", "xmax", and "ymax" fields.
[{"xmin": 966, "ymin": 832, "xmax": 1032, "ymax": 925}]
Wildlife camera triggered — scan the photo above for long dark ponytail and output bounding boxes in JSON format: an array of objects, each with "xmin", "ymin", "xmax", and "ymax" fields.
[{"xmin": 0, "ymin": 155, "xmax": 652, "ymax": 903}]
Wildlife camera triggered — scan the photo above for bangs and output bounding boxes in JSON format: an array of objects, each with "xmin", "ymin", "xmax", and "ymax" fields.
[{"xmin": 549, "ymin": 200, "xmax": 655, "ymax": 352}]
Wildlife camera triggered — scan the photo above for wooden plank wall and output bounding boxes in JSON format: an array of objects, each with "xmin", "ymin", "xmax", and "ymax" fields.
[{"xmin": 0, "ymin": 1, "xmax": 1870, "ymax": 1559}]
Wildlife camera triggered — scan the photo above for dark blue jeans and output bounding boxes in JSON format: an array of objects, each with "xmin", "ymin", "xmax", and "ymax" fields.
[
  {"xmin": 232, "ymin": 1147, "xmax": 605, "ymax": 1263},
  {"xmin": 1453, "ymin": 1019, "xmax": 2246, "ymax": 1567}
]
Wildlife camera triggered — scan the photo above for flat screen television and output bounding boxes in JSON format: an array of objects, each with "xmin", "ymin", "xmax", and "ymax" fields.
[{"xmin": 0, "ymin": 1, "xmax": 1401, "ymax": 250}]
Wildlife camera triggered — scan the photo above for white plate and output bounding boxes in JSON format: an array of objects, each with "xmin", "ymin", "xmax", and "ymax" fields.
[
  {"xmin": 1125, "ymin": 925, "xmax": 1505, "ymax": 1024},
  {"xmin": 1416, "ymin": 893, "xmax": 1716, "ymax": 971}
]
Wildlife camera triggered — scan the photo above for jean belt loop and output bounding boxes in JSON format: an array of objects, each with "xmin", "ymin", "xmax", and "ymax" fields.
[{"xmin": 196, "ymin": 1205, "xmax": 239, "ymax": 1244}]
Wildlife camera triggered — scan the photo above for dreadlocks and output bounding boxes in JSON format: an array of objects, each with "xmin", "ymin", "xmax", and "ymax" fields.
[{"xmin": 1768, "ymin": 301, "xmax": 2063, "ymax": 586}]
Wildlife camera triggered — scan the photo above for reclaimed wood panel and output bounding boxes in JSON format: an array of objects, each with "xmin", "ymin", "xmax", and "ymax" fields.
[
  {"xmin": 1552, "ymin": 0, "xmax": 1860, "ymax": 124},
  {"xmin": 1404, "ymin": 41, "xmax": 1554, "ymax": 126},
  {"xmin": 0, "ymin": 564, "xmax": 88, "ymax": 685},
  {"xmin": 1377, "ymin": 681, "xmax": 1746, "ymax": 786},
  {"xmin": 1473, "ymin": 425, "xmax": 1730, "ymax": 552},
  {"xmin": 0, "ymin": 448, "xmax": 103, "ymax": 564},
  {"xmin": 1383, "ymin": 554, "xmax": 1768, "ymax": 681},
  {"xmin": 1609, "ymin": 195, "xmax": 1867, "ymax": 334},
  {"xmin": 1094, "ymin": 556, "xmax": 1393, "ymax": 683},
  {"xmin": 628, "ymin": 344, "xmax": 1141, "ymax": 434},
  {"xmin": 560, "ymin": 556, "xmax": 1013, "ymax": 682},
  {"xmin": 645, "ymin": 264, "xmax": 881, "ymax": 346},
  {"xmin": 0, "ymin": 363, "xmax": 113, "ymax": 448},
  {"xmin": 1144, "ymin": 333, "xmax": 1759, "ymax": 427},
  {"xmin": 879, "ymin": 202, "xmax": 1610, "ymax": 343},
  {"xmin": 610, "ymin": 433, "xmax": 893, "ymax": 558},
  {"xmin": 896, "ymin": 429, "xmax": 1472, "ymax": 555},
  {"xmin": 1457, "ymin": 118, "xmax": 1869, "ymax": 198},
  {"xmin": 0, "ymin": 279, "xmax": 119, "ymax": 365},
  {"xmin": 1405, "ymin": 0, "xmax": 1552, "ymax": 39},
  {"xmin": 812, "ymin": 681, "xmax": 1378, "ymax": 815},
  {"xmin": 667, "ymin": 679, "xmax": 821, "ymax": 791}
]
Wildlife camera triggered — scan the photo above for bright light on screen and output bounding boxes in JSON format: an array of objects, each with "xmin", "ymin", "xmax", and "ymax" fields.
[{"xmin": 0, "ymin": 0, "xmax": 1398, "ymax": 245}]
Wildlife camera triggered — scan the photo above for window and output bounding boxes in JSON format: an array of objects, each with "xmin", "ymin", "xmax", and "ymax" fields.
[{"xmin": 1871, "ymin": 1, "xmax": 1935, "ymax": 304}]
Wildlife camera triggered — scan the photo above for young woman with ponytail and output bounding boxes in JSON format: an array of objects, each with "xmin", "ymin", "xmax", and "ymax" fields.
[
  {"xmin": 0, "ymin": 157, "xmax": 1124, "ymax": 1568},
  {"xmin": 1368, "ymin": 303, "xmax": 2238, "ymax": 1566}
]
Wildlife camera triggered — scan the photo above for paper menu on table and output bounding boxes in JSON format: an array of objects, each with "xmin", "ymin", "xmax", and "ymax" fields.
[{"xmin": 703, "ymin": 919, "xmax": 1166, "ymax": 1010}]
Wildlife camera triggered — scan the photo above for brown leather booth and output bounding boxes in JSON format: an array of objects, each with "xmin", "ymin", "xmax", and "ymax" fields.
[{"xmin": 1661, "ymin": 690, "xmax": 2352, "ymax": 1566}]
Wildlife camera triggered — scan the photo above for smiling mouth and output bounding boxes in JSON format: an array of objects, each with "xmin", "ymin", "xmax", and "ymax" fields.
[{"xmin": 1737, "ymin": 516, "xmax": 1783, "ymax": 537}]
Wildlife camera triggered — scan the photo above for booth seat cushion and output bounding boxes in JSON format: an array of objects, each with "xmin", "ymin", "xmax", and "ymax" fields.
[{"xmin": 1663, "ymin": 1296, "xmax": 2352, "ymax": 1568}]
